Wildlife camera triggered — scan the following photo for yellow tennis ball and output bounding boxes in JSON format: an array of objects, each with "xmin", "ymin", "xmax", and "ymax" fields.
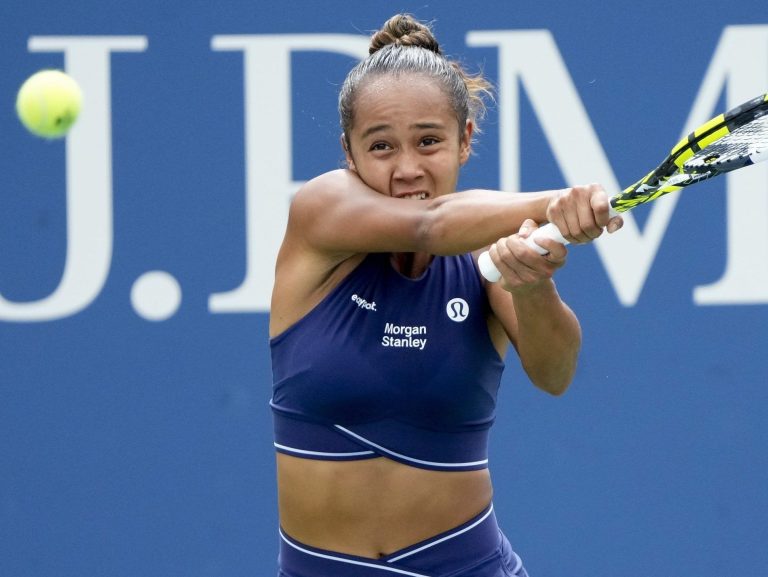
[{"xmin": 16, "ymin": 69, "xmax": 82, "ymax": 139}]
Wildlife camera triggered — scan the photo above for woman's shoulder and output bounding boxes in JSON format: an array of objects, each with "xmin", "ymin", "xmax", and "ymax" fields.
[
  {"xmin": 289, "ymin": 169, "xmax": 370, "ymax": 225},
  {"xmin": 295, "ymin": 169, "xmax": 355, "ymax": 199}
]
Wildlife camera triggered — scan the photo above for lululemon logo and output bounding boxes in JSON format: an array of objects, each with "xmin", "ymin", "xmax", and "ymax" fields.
[{"xmin": 446, "ymin": 298, "xmax": 469, "ymax": 322}]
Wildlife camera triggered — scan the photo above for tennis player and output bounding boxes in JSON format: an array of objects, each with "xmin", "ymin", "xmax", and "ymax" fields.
[{"xmin": 269, "ymin": 13, "xmax": 622, "ymax": 577}]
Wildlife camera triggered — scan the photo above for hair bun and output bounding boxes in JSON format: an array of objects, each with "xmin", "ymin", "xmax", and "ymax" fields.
[{"xmin": 369, "ymin": 14, "xmax": 441, "ymax": 55}]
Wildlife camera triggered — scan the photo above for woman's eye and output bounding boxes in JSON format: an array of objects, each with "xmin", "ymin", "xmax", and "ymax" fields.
[
  {"xmin": 370, "ymin": 142, "xmax": 390, "ymax": 151},
  {"xmin": 420, "ymin": 137, "xmax": 440, "ymax": 146}
]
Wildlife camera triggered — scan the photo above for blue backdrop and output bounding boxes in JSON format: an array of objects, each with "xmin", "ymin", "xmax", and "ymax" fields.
[{"xmin": 2, "ymin": 1, "xmax": 767, "ymax": 576}]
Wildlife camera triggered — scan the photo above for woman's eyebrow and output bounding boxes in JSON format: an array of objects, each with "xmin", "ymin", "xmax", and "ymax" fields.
[
  {"xmin": 360, "ymin": 124, "xmax": 391, "ymax": 139},
  {"xmin": 360, "ymin": 121, "xmax": 447, "ymax": 140}
]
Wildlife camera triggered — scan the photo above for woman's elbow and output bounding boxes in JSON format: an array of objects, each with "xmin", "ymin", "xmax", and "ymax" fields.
[
  {"xmin": 528, "ymin": 361, "xmax": 578, "ymax": 396},
  {"xmin": 416, "ymin": 200, "xmax": 459, "ymax": 255},
  {"xmin": 537, "ymin": 377, "xmax": 573, "ymax": 397}
]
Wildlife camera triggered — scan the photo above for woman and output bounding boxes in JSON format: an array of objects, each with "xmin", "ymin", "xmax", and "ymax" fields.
[{"xmin": 269, "ymin": 13, "xmax": 622, "ymax": 577}]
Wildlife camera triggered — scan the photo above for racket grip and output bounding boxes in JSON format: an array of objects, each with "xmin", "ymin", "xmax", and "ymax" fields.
[
  {"xmin": 523, "ymin": 206, "xmax": 618, "ymax": 253},
  {"xmin": 478, "ymin": 207, "xmax": 621, "ymax": 282},
  {"xmin": 478, "ymin": 251, "xmax": 502, "ymax": 283},
  {"xmin": 478, "ymin": 223, "xmax": 568, "ymax": 282},
  {"xmin": 523, "ymin": 222, "xmax": 569, "ymax": 254}
]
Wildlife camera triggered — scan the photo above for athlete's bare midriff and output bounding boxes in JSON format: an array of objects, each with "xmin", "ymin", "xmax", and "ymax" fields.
[{"xmin": 277, "ymin": 453, "xmax": 493, "ymax": 559}]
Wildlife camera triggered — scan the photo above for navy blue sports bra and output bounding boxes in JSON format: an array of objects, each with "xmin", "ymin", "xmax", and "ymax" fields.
[{"xmin": 270, "ymin": 252, "xmax": 505, "ymax": 471}]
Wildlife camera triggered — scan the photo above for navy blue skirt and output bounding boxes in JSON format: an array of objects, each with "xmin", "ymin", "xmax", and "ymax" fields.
[{"xmin": 277, "ymin": 503, "xmax": 529, "ymax": 577}]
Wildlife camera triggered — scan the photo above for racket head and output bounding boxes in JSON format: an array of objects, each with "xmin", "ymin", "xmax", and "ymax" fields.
[
  {"xmin": 684, "ymin": 113, "xmax": 768, "ymax": 172},
  {"xmin": 611, "ymin": 93, "xmax": 768, "ymax": 213}
]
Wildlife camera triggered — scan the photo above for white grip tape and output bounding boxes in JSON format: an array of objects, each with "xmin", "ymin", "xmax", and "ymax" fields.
[
  {"xmin": 478, "ymin": 224, "xmax": 567, "ymax": 282},
  {"xmin": 478, "ymin": 251, "xmax": 502, "ymax": 283},
  {"xmin": 523, "ymin": 223, "xmax": 569, "ymax": 254},
  {"xmin": 478, "ymin": 206, "xmax": 620, "ymax": 282}
]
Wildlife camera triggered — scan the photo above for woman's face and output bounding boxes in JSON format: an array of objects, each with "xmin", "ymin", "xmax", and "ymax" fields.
[{"xmin": 343, "ymin": 74, "xmax": 472, "ymax": 201}]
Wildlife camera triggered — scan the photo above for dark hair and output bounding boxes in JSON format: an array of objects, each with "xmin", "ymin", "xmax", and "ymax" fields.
[{"xmin": 339, "ymin": 14, "xmax": 492, "ymax": 149}]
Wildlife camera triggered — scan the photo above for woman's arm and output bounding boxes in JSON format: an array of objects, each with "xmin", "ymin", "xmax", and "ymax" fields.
[
  {"xmin": 483, "ymin": 220, "xmax": 583, "ymax": 395},
  {"xmin": 288, "ymin": 169, "xmax": 556, "ymax": 259}
]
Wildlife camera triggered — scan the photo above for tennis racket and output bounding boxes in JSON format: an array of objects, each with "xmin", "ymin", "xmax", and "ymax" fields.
[{"xmin": 478, "ymin": 93, "xmax": 768, "ymax": 282}]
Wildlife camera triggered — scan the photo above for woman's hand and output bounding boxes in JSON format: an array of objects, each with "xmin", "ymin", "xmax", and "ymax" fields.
[
  {"xmin": 545, "ymin": 183, "xmax": 623, "ymax": 244},
  {"xmin": 489, "ymin": 219, "xmax": 567, "ymax": 293}
]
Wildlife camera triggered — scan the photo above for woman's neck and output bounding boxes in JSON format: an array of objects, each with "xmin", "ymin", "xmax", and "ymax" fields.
[{"xmin": 390, "ymin": 252, "xmax": 433, "ymax": 278}]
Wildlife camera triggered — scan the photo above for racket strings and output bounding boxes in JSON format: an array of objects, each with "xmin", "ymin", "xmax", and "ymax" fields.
[{"xmin": 685, "ymin": 113, "xmax": 768, "ymax": 171}]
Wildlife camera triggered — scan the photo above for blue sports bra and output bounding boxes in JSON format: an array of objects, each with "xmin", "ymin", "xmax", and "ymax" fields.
[{"xmin": 270, "ymin": 252, "xmax": 505, "ymax": 471}]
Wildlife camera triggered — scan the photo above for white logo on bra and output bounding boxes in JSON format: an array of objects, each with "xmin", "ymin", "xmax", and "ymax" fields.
[
  {"xmin": 446, "ymin": 298, "xmax": 469, "ymax": 322},
  {"xmin": 351, "ymin": 294, "xmax": 377, "ymax": 311}
]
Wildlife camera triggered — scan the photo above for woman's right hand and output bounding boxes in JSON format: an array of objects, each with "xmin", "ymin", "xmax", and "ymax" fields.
[{"xmin": 544, "ymin": 184, "xmax": 623, "ymax": 244}]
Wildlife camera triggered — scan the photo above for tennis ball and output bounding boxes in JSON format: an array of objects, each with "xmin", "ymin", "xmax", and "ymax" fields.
[{"xmin": 16, "ymin": 69, "xmax": 82, "ymax": 139}]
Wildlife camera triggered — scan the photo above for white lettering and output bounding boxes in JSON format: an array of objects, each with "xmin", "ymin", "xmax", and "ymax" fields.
[
  {"xmin": 383, "ymin": 323, "xmax": 427, "ymax": 337},
  {"xmin": 5, "ymin": 29, "xmax": 763, "ymax": 321},
  {"xmin": 351, "ymin": 294, "xmax": 377, "ymax": 311},
  {"xmin": 467, "ymin": 27, "xmax": 768, "ymax": 305},
  {"xmin": 208, "ymin": 34, "xmax": 370, "ymax": 313},
  {"xmin": 0, "ymin": 36, "xmax": 147, "ymax": 322},
  {"xmin": 381, "ymin": 335, "xmax": 428, "ymax": 350},
  {"xmin": 692, "ymin": 26, "xmax": 768, "ymax": 305},
  {"xmin": 467, "ymin": 29, "xmax": 666, "ymax": 306}
]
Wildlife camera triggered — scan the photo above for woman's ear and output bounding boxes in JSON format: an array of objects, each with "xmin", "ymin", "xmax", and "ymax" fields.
[
  {"xmin": 459, "ymin": 120, "xmax": 474, "ymax": 165},
  {"xmin": 341, "ymin": 134, "xmax": 356, "ymax": 171}
]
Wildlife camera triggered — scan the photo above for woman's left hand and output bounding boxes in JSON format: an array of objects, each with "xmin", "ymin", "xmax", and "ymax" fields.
[{"xmin": 489, "ymin": 219, "xmax": 567, "ymax": 293}]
